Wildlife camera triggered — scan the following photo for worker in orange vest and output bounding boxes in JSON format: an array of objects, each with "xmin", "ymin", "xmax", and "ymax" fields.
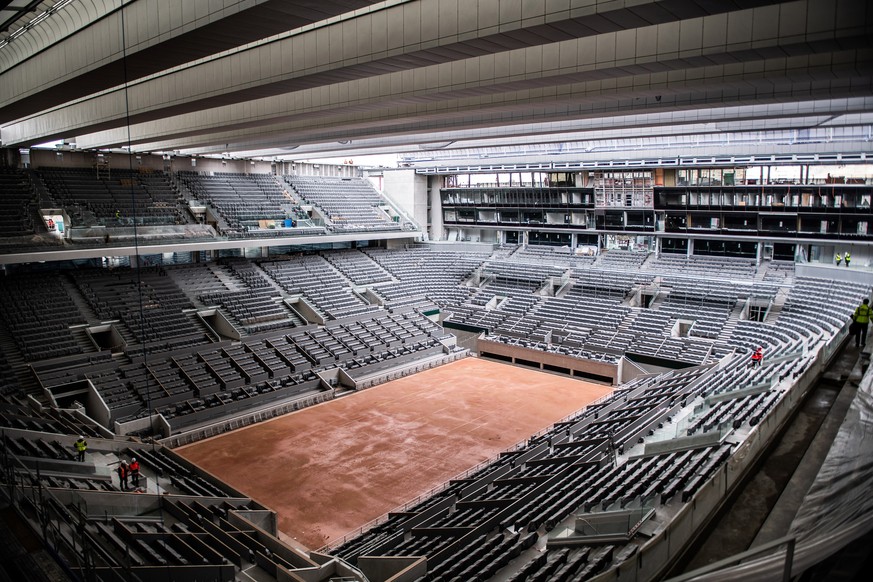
[
  {"xmin": 129, "ymin": 457, "xmax": 141, "ymax": 488},
  {"xmin": 117, "ymin": 461, "xmax": 129, "ymax": 490},
  {"xmin": 751, "ymin": 346, "xmax": 764, "ymax": 367}
]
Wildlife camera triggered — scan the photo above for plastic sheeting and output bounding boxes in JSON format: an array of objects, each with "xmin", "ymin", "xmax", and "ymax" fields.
[{"xmin": 789, "ymin": 364, "xmax": 873, "ymax": 540}]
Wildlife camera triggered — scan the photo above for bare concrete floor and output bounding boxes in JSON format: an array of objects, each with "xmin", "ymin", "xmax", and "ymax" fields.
[{"xmin": 177, "ymin": 358, "xmax": 612, "ymax": 550}]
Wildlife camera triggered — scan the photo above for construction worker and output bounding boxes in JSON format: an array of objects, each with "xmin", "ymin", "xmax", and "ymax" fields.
[
  {"xmin": 129, "ymin": 457, "xmax": 140, "ymax": 488},
  {"xmin": 74, "ymin": 436, "xmax": 87, "ymax": 462},
  {"xmin": 751, "ymin": 346, "xmax": 764, "ymax": 367},
  {"xmin": 835, "ymin": 253, "xmax": 842, "ymax": 266},
  {"xmin": 853, "ymin": 298, "xmax": 872, "ymax": 347},
  {"xmin": 117, "ymin": 461, "xmax": 129, "ymax": 491},
  {"xmin": 845, "ymin": 252, "xmax": 851, "ymax": 267}
]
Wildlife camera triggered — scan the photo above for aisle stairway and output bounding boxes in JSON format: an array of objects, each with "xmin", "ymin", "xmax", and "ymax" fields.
[
  {"xmin": 59, "ymin": 275, "xmax": 100, "ymax": 324},
  {"xmin": 755, "ymin": 260, "xmax": 769, "ymax": 281},
  {"xmin": 718, "ymin": 303, "xmax": 746, "ymax": 343}
]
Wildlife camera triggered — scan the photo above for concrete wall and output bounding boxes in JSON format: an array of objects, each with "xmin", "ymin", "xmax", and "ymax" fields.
[
  {"xmin": 429, "ymin": 176, "xmax": 444, "ymax": 241},
  {"xmin": 476, "ymin": 337, "xmax": 617, "ymax": 384},
  {"xmin": 796, "ymin": 263, "xmax": 873, "ymax": 287},
  {"xmin": 382, "ymin": 169, "xmax": 428, "ymax": 229}
]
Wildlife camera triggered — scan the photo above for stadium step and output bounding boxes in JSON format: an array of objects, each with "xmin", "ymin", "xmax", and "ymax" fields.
[
  {"xmin": 60, "ymin": 275, "xmax": 101, "ymax": 324},
  {"xmin": 639, "ymin": 252, "xmax": 658, "ymax": 270},
  {"xmin": 251, "ymin": 262, "xmax": 288, "ymax": 298},
  {"xmin": 754, "ymin": 261, "xmax": 769, "ymax": 281},
  {"xmin": 717, "ymin": 303, "xmax": 745, "ymax": 342},
  {"xmin": 648, "ymin": 290, "xmax": 668, "ymax": 309},
  {"xmin": 616, "ymin": 312, "xmax": 637, "ymax": 331},
  {"xmin": 765, "ymin": 302, "xmax": 783, "ymax": 323},
  {"xmin": 109, "ymin": 320, "xmax": 137, "ymax": 347},
  {"xmin": 208, "ymin": 264, "xmax": 244, "ymax": 292},
  {"xmin": 69, "ymin": 326, "xmax": 97, "ymax": 353}
]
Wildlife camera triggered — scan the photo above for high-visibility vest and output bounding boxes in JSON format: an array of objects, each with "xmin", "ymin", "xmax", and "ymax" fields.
[
  {"xmin": 74, "ymin": 440, "xmax": 87, "ymax": 452},
  {"xmin": 845, "ymin": 253, "xmax": 851, "ymax": 261},
  {"xmin": 855, "ymin": 304, "xmax": 872, "ymax": 324},
  {"xmin": 836, "ymin": 254, "xmax": 842, "ymax": 261}
]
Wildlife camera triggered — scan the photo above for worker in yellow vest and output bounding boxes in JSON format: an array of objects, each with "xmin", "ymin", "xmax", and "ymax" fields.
[
  {"xmin": 835, "ymin": 253, "xmax": 842, "ymax": 266},
  {"xmin": 844, "ymin": 252, "xmax": 851, "ymax": 267},
  {"xmin": 74, "ymin": 436, "xmax": 87, "ymax": 462},
  {"xmin": 853, "ymin": 298, "xmax": 872, "ymax": 347}
]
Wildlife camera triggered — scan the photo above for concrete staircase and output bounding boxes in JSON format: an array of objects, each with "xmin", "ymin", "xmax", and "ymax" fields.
[
  {"xmin": 639, "ymin": 252, "xmax": 658, "ymax": 270},
  {"xmin": 765, "ymin": 302, "xmax": 784, "ymax": 323},
  {"xmin": 69, "ymin": 326, "xmax": 97, "ymax": 353},
  {"xmin": 648, "ymin": 290, "xmax": 669, "ymax": 309},
  {"xmin": 755, "ymin": 260, "xmax": 769, "ymax": 281},
  {"xmin": 59, "ymin": 275, "xmax": 101, "ymax": 324},
  {"xmin": 208, "ymin": 264, "xmax": 245, "ymax": 293},
  {"xmin": 252, "ymin": 262, "xmax": 291, "ymax": 298},
  {"xmin": 616, "ymin": 311, "xmax": 639, "ymax": 333},
  {"xmin": 764, "ymin": 287, "xmax": 790, "ymax": 324},
  {"xmin": 717, "ymin": 302, "xmax": 746, "ymax": 343}
]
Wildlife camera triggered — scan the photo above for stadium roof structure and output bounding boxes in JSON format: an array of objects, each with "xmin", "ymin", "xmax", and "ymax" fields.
[{"xmin": 0, "ymin": 0, "xmax": 871, "ymax": 165}]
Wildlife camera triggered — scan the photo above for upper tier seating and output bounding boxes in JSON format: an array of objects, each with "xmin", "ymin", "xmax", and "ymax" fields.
[
  {"xmin": 506, "ymin": 245, "xmax": 597, "ymax": 268},
  {"xmin": 37, "ymin": 167, "xmax": 185, "ymax": 226},
  {"xmin": 647, "ymin": 254, "xmax": 758, "ymax": 279},
  {"xmin": 597, "ymin": 249, "xmax": 651, "ymax": 270},
  {"xmin": 0, "ymin": 168, "xmax": 38, "ymax": 237},
  {"xmin": 284, "ymin": 175, "xmax": 404, "ymax": 232},
  {"xmin": 261, "ymin": 255, "xmax": 379, "ymax": 320},
  {"xmin": 0, "ymin": 273, "xmax": 86, "ymax": 361},
  {"xmin": 179, "ymin": 172, "xmax": 316, "ymax": 237},
  {"xmin": 365, "ymin": 246, "xmax": 489, "ymax": 309},
  {"xmin": 71, "ymin": 268, "xmax": 210, "ymax": 352}
]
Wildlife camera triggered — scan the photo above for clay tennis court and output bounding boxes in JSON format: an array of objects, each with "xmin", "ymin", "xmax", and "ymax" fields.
[{"xmin": 176, "ymin": 357, "xmax": 612, "ymax": 549}]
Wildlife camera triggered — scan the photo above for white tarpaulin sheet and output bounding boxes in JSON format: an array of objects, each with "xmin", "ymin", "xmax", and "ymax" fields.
[{"xmin": 789, "ymin": 363, "xmax": 873, "ymax": 541}]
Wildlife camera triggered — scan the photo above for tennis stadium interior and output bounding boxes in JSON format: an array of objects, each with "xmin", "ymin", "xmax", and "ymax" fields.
[{"xmin": 1, "ymin": 0, "xmax": 872, "ymax": 581}]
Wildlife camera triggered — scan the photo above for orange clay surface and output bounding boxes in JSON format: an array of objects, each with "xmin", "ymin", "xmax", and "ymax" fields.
[{"xmin": 176, "ymin": 357, "xmax": 612, "ymax": 549}]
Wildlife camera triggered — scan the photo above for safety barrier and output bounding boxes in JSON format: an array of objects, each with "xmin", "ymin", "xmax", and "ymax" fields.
[
  {"xmin": 159, "ymin": 390, "xmax": 335, "ymax": 448},
  {"xmin": 586, "ymin": 333, "xmax": 831, "ymax": 582}
]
